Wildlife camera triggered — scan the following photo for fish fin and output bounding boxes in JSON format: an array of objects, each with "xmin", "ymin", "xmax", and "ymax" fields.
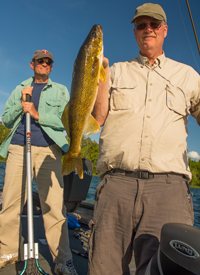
[
  {"xmin": 99, "ymin": 65, "xmax": 106, "ymax": 83},
  {"xmin": 61, "ymin": 103, "xmax": 70, "ymax": 138},
  {"xmin": 84, "ymin": 115, "xmax": 101, "ymax": 136},
  {"xmin": 62, "ymin": 151, "xmax": 83, "ymax": 179}
]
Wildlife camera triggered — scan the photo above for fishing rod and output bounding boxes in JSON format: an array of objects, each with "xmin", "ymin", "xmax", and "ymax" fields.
[{"xmin": 186, "ymin": 0, "xmax": 200, "ymax": 56}]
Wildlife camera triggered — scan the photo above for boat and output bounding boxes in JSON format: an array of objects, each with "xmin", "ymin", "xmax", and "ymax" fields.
[
  {"xmin": 0, "ymin": 158, "xmax": 137, "ymax": 275},
  {"xmin": 2, "ymin": 157, "xmax": 200, "ymax": 275}
]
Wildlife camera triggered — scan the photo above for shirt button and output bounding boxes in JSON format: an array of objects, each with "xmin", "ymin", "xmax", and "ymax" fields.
[
  {"xmin": 150, "ymin": 83, "xmax": 153, "ymax": 86},
  {"xmin": 147, "ymin": 115, "xmax": 150, "ymax": 118},
  {"xmin": 141, "ymin": 157, "xmax": 145, "ymax": 161},
  {"xmin": 144, "ymin": 135, "xmax": 148, "ymax": 138},
  {"xmin": 148, "ymin": 99, "xmax": 152, "ymax": 102}
]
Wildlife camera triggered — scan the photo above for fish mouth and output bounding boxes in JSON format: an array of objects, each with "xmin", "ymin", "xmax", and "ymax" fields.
[
  {"xmin": 82, "ymin": 24, "xmax": 103, "ymax": 53},
  {"xmin": 91, "ymin": 24, "xmax": 103, "ymax": 35},
  {"xmin": 97, "ymin": 25, "xmax": 103, "ymax": 32}
]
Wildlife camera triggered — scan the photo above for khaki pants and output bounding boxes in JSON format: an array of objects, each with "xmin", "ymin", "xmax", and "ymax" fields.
[
  {"xmin": 88, "ymin": 172, "xmax": 194, "ymax": 275},
  {"xmin": 0, "ymin": 144, "xmax": 72, "ymax": 263}
]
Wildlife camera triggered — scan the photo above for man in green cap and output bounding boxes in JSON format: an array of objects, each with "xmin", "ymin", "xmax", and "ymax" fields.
[{"xmin": 88, "ymin": 3, "xmax": 199, "ymax": 275}]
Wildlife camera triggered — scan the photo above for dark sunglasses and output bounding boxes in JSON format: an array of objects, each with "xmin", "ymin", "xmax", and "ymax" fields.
[
  {"xmin": 135, "ymin": 21, "xmax": 163, "ymax": 31},
  {"xmin": 37, "ymin": 58, "xmax": 53, "ymax": 65}
]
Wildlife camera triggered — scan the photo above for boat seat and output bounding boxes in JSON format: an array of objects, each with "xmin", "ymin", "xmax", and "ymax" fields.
[
  {"xmin": 26, "ymin": 158, "xmax": 93, "ymax": 214},
  {"xmin": 63, "ymin": 158, "xmax": 93, "ymax": 212}
]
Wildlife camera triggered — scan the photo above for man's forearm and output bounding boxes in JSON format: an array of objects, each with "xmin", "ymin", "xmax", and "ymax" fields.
[{"xmin": 92, "ymin": 61, "xmax": 110, "ymax": 126}]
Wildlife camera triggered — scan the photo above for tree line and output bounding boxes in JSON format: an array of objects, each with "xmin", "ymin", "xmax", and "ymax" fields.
[
  {"xmin": 0, "ymin": 123, "xmax": 200, "ymax": 184},
  {"xmin": 60, "ymin": 135, "xmax": 99, "ymax": 175},
  {"xmin": 0, "ymin": 122, "xmax": 10, "ymax": 162},
  {"xmin": 189, "ymin": 158, "xmax": 200, "ymax": 187},
  {"xmin": 0, "ymin": 123, "xmax": 99, "ymax": 175}
]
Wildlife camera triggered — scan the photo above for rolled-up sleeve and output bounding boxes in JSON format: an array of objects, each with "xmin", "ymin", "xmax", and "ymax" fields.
[{"xmin": 190, "ymin": 77, "xmax": 200, "ymax": 125}]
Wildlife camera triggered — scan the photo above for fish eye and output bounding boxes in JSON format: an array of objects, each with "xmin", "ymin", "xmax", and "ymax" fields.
[{"xmin": 92, "ymin": 32, "xmax": 96, "ymax": 38}]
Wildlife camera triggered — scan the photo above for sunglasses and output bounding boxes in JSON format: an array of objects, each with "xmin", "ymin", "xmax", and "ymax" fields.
[
  {"xmin": 37, "ymin": 58, "xmax": 53, "ymax": 65},
  {"xmin": 135, "ymin": 21, "xmax": 163, "ymax": 31}
]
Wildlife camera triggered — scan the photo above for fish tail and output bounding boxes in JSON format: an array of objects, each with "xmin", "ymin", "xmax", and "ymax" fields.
[{"xmin": 62, "ymin": 151, "xmax": 83, "ymax": 179}]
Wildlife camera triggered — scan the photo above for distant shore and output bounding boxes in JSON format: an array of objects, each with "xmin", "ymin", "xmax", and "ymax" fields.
[
  {"xmin": 0, "ymin": 160, "xmax": 199, "ymax": 187},
  {"xmin": 0, "ymin": 159, "xmax": 6, "ymax": 163},
  {"xmin": 0, "ymin": 160, "xmax": 98, "ymax": 177},
  {"xmin": 190, "ymin": 186, "xmax": 200, "ymax": 189}
]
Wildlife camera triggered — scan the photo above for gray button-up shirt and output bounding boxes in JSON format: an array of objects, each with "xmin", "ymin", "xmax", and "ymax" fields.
[{"xmin": 97, "ymin": 52, "xmax": 200, "ymax": 180}]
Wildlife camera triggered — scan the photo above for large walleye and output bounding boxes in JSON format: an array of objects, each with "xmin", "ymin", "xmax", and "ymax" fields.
[{"xmin": 61, "ymin": 25, "xmax": 106, "ymax": 179}]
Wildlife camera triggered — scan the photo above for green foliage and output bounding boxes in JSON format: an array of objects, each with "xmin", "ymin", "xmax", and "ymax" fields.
[
  {"xmin": 0, "ymin": 122, "xmax": 10, "ymax": 145},
  {"xmin": 189, "ymin": 158, "xmax": 200, "ymax": 187},
  {"xmin": 0, "ymin": 122, "xmax": 10, "ymax": 162},
  {"xmin": 81, "ymin": 135, "xmax": 99, "ymax": 175},
  {"xmin": 61, "ymin": 135, "xmax": 99, "ymax": 175}
]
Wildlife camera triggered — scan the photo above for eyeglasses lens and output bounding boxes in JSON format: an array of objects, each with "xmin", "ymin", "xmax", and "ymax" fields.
[
  {"xmin": 37, "ymin": 59, "xmax": 53, "ymax": 65},
  {"xmin": 136, "ymin": 21, "xmax": 162, "ymax": 30}
]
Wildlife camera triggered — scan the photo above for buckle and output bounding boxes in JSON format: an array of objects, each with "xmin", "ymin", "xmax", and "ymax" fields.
[
  {"xmin": 124, "ymin": 170, "xmax": 154, "ymax": 179},
  {"xmin": 139, "ymin": 171, "xmax": 149, "ymax": 179}
]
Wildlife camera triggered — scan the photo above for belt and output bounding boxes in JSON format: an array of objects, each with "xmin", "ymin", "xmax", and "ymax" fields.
[
  {"xmin": 109, "ymin": 170, "xmax": 185, "ymax": 180},
  {"xmin": 125, "ymin": 171, "xmax": 154, "ymax": 179}
]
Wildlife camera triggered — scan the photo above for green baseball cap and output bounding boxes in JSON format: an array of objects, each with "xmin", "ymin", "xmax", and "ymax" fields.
[{"xmin": 130, "ymin": 3, "xmax": 167, "ymax": 24}]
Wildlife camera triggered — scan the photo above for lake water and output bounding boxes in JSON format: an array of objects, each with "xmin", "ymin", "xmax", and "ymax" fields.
[
  {"xmin": 0, "ymin": 161, "xmax": 200, "ymax": 228},
  {"xmin": 0, "ymin": 161, "xmax": 100, "ymax": 203}
]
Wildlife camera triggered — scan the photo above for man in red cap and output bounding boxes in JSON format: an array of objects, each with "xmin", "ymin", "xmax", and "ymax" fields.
[
  {"xmin": 0, "ymin": 50, "xmax": 78, "ymax": 275},
  {"xmin": 88, "ymin": 3, "xmax": 199, "ymax": 275}
]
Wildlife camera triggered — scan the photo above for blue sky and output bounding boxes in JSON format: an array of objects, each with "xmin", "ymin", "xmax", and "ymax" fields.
[{"xmin": 0, "ymin": 0, "xmax": 200, "ymax": 159}]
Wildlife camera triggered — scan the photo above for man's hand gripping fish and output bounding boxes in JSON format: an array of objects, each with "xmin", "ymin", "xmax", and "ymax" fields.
[{"xmin": 61, "ymin": 25, "xmax": 106, "ymax": 179}]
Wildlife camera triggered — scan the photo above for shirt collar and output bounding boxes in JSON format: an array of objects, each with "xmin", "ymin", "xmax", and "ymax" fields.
[
  {"xmin": 21, "ymin": 77, "xmax": 52, "ymax": 87},
  {"xmin": 138, "ymin": 52, "xmax": 166, "ymax": 69}
]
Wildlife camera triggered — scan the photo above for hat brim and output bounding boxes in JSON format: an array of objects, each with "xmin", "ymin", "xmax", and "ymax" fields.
[
  {"xmin": 131, "ymin": 13, "xmax": 166, "ymax": 24},
  {"xmin": 32, "ymin": 55, "xmax": 53, "ymax": 62}
]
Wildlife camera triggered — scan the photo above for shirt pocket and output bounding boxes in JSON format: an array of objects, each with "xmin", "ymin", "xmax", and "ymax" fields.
[
  {"xmin": 46, "ymin": 98, "xmax": 62, "ymax": 107},
  {"xmin": 44, "ymin": 94, "xmax": 63, "ymax": 116},
  {"xmin": 166, "ymin": 84, "xmax": 189, "ymax": 116},
  {"xmin": 110, "ymin": 84, "xmax": 138, "ymax": 110}
]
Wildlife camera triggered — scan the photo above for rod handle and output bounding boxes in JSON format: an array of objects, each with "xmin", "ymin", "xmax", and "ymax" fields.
[{"xmin": 26, "ymin": 94, "xmax": 31, "ymax": 102}]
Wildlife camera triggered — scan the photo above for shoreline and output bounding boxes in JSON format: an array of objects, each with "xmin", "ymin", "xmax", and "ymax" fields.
[
  {"xmin": 0, "ymin": 159, "xmax": 6, "ymax": 163},
  {"xmin": 0, "ymin": 161, "xmax": 199, "ymax": 188},
  {"xmin": 0, "ymin": 160, "xmax": 98, "ymax": 177}
]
